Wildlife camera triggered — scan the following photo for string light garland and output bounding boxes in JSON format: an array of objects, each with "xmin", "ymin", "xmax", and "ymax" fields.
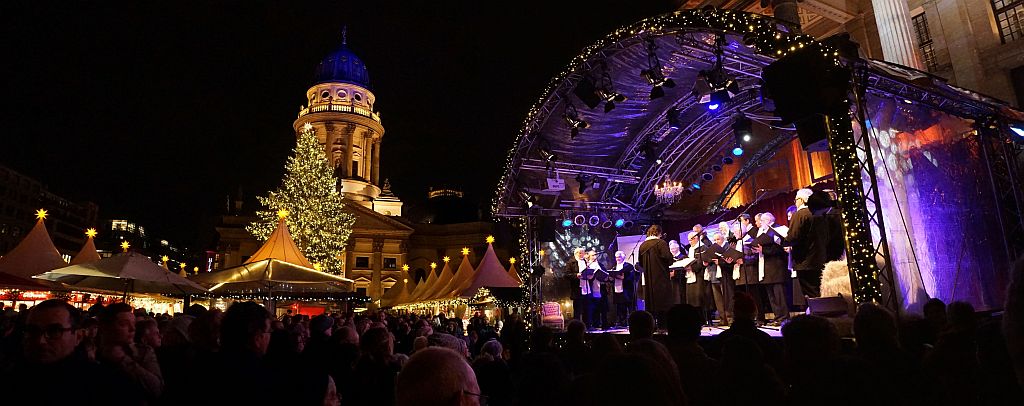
[
  {"xmin": 491, "ymin": 8, "xmax": 883, "ymax": 303},
  {"xmin": 247, "ymin": 126, "xmax": 356, "ymax": 275}
]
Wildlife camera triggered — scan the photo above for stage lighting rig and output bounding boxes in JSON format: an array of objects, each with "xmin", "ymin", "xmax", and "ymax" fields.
[
  {"xmin": 640, "ymin": 38, "xmax": 675, "ymax": 100},
  {"xmin": 667, "ymin": 107, "xmax": 682, "ymax": 130},
  {"xmin": 642, "ymin": 137, "xmax": 661, "ymax": 165},
  {"xmin": 732, "ymin": 113, "xmax": 753, "ymax": 143},
  {"xmin": 575, "ymin": 173, "xmax": 591, "ymax": 194},
  {"xmin": 694, "ymin": 34, "xmax": 738, "ymax": 110},
  {"xmin": 574, "ymin": 61, "xmax": 627, "ymax": 113}
]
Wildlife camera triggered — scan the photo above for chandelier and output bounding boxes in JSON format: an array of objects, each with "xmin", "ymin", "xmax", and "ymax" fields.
[{"xmin": 653, "ymin": 177, "xmax": 684, "ymax": 205}]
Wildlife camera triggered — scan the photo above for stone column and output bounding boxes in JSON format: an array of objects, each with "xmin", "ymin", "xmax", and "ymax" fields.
[
  {"xmin": 372, "ymin": 239, "xmax": 385, "ymax": 305},
  {"xmin": 871, "ymin": 0, "xmax": 925, "ymax": 70},
  {"xmin": 344, "ymin": 124, "xmax": 356, "ymax": 178},
  {"xmin": 372, "ymin": 137, "xmax": 382, "ymax": 186}
]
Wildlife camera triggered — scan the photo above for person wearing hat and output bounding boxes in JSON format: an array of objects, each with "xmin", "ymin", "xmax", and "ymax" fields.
[{"xmin": 784, "ymin": 188, "xmax": 830, "ymax": 298}]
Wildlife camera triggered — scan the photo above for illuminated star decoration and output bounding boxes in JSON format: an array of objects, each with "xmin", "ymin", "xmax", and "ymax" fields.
[
  {"xmin": 538, "ymin": 249, "xmax": 545, "ymax": 256},
  {"xmin": 461, "ymin": 247, "xmax": 470, "ymax": 256},
  {"xmin": 486, "ymin": 235, "xmax": 495, "ymax": 244},
  {"xmin": 313, "ymin": 263, "xmax": 322, "ymax": 271},
  {"xmin": 193, "ymin": 266, "xmax": 199, "ymax": 273},
  {"xmin": 277, "ymin": 209, "xmax": 290, "ymax": 219},
  {"xmin": 161, "ymin": 255, "xmax": 169, "ymax": 263},
  {"xmin": 179, "ymin": 262, "xmax": 187, "ymax": 270},
  {"xmin": 35, "ymin": 209, "xmax": 48, "ymax": 220},
  {"xmin": 85, "ymin": 228, "xmax": 98, "ymax": 238},
  {"xmin": 509, "ymin": 257, "xmax": 516, "ymax": 264},
  {"xmin": 302, "ymin": 122, "xmax": 313, "ymax": 132},
  {"xmin": 442, "ymin": 256, "xmax": 450, "ymax": 263},
  {"xmin": 402, "ymin": 264, "xmax": 410, "ymax": 271},
  {"xmin": 430, "ymin": 262, "xmax": 437, "ymax": 269},
  {"xmin": 120, "ymin": 241, "xmax": 130, "ymax": 252}
]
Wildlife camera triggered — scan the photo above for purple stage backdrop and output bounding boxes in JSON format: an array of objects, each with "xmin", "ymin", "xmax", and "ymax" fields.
[{"xmin": 861, "ymin": 94, "xmax": 1012, "ymax": 312}]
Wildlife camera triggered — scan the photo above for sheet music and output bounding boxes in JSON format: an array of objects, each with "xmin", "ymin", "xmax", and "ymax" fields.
[{"xmin": 670, "ymin": 258, "xmax": 695, "ymax": 269}]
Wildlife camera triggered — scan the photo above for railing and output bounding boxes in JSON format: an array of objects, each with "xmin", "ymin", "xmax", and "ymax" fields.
[{"xmin": 298, "ymin": 102, "xmax": 380, "ymax": 122}]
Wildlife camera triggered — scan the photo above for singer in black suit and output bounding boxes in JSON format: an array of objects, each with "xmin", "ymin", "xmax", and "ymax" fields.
[
  {"xmin": 754, "ymin": 212, "xmax": 790, "ymax": 324},
  {"xmin": 639, "ymin": 225, "xmax": 675, "ymax": 326},
  {"xmin": 785, "ymin": 189, "xmax": 829, "ymax": 298},
  {"xmin": 611, "ymin": 251, "xmax": 638, "ymax": 327},
  {"xmin": 564, "ymin": 248, "xmax": 587, "ymax": 322}
]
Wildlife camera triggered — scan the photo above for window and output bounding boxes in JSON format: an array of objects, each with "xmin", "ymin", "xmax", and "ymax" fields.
[
  {"xmin": 383, "ymin": 257, "xmax": 397, "ymax": 270},
  {"xmin": 992, "ymin": 0, "xmax": 1024, "ymax": 43},
  {"xmin": 356, "ymin": 287, "xmax": 368, "ymax": 297},
  {"xmin": 337, "ymin": 89, "xmax": 346, "ymax": 98},
  {"xmin": 355, "ymin": 256, "xmax": 370, "ymax": 268},
  {"xmin": 354, "ymin": 93, "xmax": 362, "ymax": 102},
  {"xmin": 911, "ymin": 13, "xmax": 939, "ymax": 72},
  {"xmin": 320, "ymin": 90, "xmax": 330, "ymax": 99}
]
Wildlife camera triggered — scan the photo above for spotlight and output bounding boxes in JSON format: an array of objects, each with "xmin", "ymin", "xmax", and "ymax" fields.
[
  {"xmin": 655, "ymin": 158, "xmax": 663, "ymax": 165},
  {"xmin": 588, "ymin": 215, "xmax": 601, "ymax": 227},
  {"xmin": 575, "ymin": 173, "xmax": 590, "ymax": 194},
  {"xmin": 518, "ymin": 189, "xmax": 537, "ymax": 208},
  {"xmin": 722, "ymin": 156, "xmax": 734, "ymax": 165},
  {"xmin": 667, "ymin": 107, "xmax": 682, "ymax": 130},
  {"xmin": 702, "ymin": 172, "xmax": 714, "ymax": 181},
  {"xmin": 691, "ymin": 182, "xmax": 702, "ymax": 190},
  {"xmin": 563, "ymin": 103, "xmax": 589, "ymax": 139},
  {"xmin": 562, "ymin": 219, "xmax": 574, "ymax": 228},
  {"xmin": 732, "ymin": 145, "xmax": 744, "ymax": 156},
  {"xmin": 539, "ymin": 147, "xmax": 558, "ymax": 163},
  {"xmin": 732, "ymin": 114, "xmax": 753, "ymax": 144},
  {"xmin": 712, "ymin": 164, "xmax": 722, "ymax": 172},
  {"xmin": 642, "ymin": 138, "xmax": 660, "ymax": 164},
  {"xmin": 641, "ymin": 38, "xmax": 675, "ymax": 100},
  {"xmin": 694, "ymin": 35, "xmax": 739, "ymax": 108},
  {"xmin": 602, "ymin": 220, "xmax": 613, "ymax": 229},
  {"xmin": 574, "ymin": 215, "xmax": 586, "ymax": 226},
  {"xmin": 1011, "ymin": 124, "xmax": 1024, "ymax": 138},
  {"xmin": 599, "ymin": 89, "xmax": 627, "ymax": 113},
  {"xmin": 707, "ymin": 103, "xmax": 720, "ymax": 111},
  {"xmin": 614, "ymin": 218, "xmax": 626, "ymax": 228},
  {"xmin": 623, "ymin": 220, "xmax": 634, "ymax": 228}
]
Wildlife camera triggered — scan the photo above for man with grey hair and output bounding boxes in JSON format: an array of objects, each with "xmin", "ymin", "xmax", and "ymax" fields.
[
  {"xmin": 753, "ymin": 212, "xmax": 789, "ymax": 324},
  {"xmin": 565, "ymin": 247, "xmax": 587, "ymax": 324},
  {"xmin": 611, "ymin": 250, "xmax": 639, "ymax": 327},
  {"xmin": 397, "ymin": 347, "xmax": 482, "ymax": 406},
  {"xmin": 784, "ymin": 188, "xmax": 829, "ymax": 298}
]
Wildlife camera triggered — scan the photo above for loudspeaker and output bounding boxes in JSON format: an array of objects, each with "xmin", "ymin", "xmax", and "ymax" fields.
[
  {"xmin": 761, "ymin": 46, "xmax": 851, "ymax": 125},
  {"xmin": 531, "ymin": 265, "xmax": 547, "ymax": 277},
  {"xmin": 537, "ymin": 216, "xmax": 558, "ymax": 242},
  {"xmin": 795, "ymin": 114, "xmax": 830, "ymax": 152}
]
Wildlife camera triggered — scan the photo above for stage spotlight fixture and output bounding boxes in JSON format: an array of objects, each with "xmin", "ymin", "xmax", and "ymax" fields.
[
  {"xmin": 691, "ymin": 182, "xmax": 702, "ymax": 190},
  {"xmin": 518, "ymin": 189, "xmax": 537, "ymax": 208},
  {"xmin": 732, "ymin": 113, "xmax": 753, "ymax": 144},
  {"xmin": 722, "ymin": 156, "xmax": 734, "ymax": 165},
  {"xmin": 694, "ymin": 34, "xmax": 739, "ymax": 108},
  {"xmin": 702, "ymin": 172, "xmax": 714, "ymax": 181},
  {"xmin": 623, "ymin": 220, "xmax": 634, "ymax": 228},
  {"xmin": 574, "ymin": 215, "xmax": 587, "ymax": 226},
  {"xmin": 614, "ymin": 218, "xmax": 626, "ymax": 228},
  {"xmin": 732, "ymin": 145, "xmax": 744, "ymax": 156},
  {"xmin": 707, "ymin": 103, "xmax": 720, "ymax": 111},
  {"xmin": 563, "ymin": 103, "xmax": 589, "ymax": 139},
  {"xmin": 562, "ymin": 218, "xmax": 574, "ymax": 228},
  {"xmin": 642, "ymin": 138, "xmax": 661, "ymax": 164},
  {"xmin": 602, "ymin": 220, "xmax": 613, "ymax": 229},
  {"xmin": 667, "ymin": 107, "xmax": 682, "ymax": 130},
  {"xmin": 1011, "ymin": 124, "xmax": 1024, "ymax": 138},
  {"xmin": 589, "ymin": 215, "xmax": 601, "ymax": 227},
  {"xmin": 575, "ymin": 173, "xmax": 592, "ymax": 194},
  {"xmin": 641, "ymin": 38, "xmax": 675, "ymax": 100},
  {"xmin": 539, "ymin": 146, "xmax": 558, "ymax": 163},
  {"xmin": 712, "ymin": 164, "xmax": 722, "ymax": 172}
]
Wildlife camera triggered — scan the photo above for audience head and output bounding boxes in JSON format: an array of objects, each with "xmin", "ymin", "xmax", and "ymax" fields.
[
  {"xmin": 597, "ymin": 345, "xmax": 686, "ymax": 406},
  {"xmin": 98, "ymin": 302, "xmax": 135, "ymax": 346},
  {"xmin": 335, "ymin": 325, "xmax": 359, "ymax": 346},
  {"xmin": 592, "ymin": 333, "xmax": 623, "ymax": 358},
  {"xmin": 733, "ymin": 291, "xmax": 758, "ymax": 321},
  {"xmin": 628, "ymin": 311, "xmax": 655, "ymax": 340},
  {"xmin": 782, "ymin": 314, "xmax": 840, "ymax": 365},
  {"xmin": 666, "ymin": 304, "xmax": 702, "ymax": 342},
  {"xmin": 310, "ymin": 314, "xmax": 334, "ymax": 337},
  {"xmin": 923, "ymin": 298, "xmax": 947, "ymax": 328},
  {"xmin": 530, "ymin": 326, "xmax": 555, "ymax": 352},
  {"xmin": 854, "ymin": 303, "xmax": 898, "ymax": 351},
  {"xmin": 185, "ymin": 303, "xmax": 208, "ymax": 318},
  {"xmin": 721, "ymin": 335, "xmax": 765, "ymax": 368},
  {"xmin": 135, "ymin": 317, "xmax": 161, "ymax": 348},
  {"xmin": 566, "ymin": 319, "xmax": 586, "ymax": 343},
  {"xmin": 361, "ymin": 327, "xmax": 395, "ymax": 361},
  {"xmin": 220, "ymin": 301, "xmax": 273, "ymax": 355},
  {"xmin": 189, "ymin": 308, "xmax": 223, "ymax": 352},
  {"xmin": 480, "ymin": 339, "xmax": 503, "ymax": 360},
  {"xmin": 412, "ymin": 336, "xmax": 429, "ymax": 353},
  {"xmin": 947, "ymin": 301, "xmax": 977, "ymax": 333},
  {"xmin": 396, "ymin": 347, "xmax": 481, "ymax": 406},
  {"xmin": 23, "ymin": 299, "xmax": 84, "ymax": 364}
]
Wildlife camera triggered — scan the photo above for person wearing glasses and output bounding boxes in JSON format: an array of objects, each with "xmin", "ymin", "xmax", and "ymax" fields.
[
  {"xmin": 1, "ymin": 299, "xmax": 140, "ymax": 404},
  {"xmin": 397, "ymin": 346, "xmax": 484, "ymax": 406}
]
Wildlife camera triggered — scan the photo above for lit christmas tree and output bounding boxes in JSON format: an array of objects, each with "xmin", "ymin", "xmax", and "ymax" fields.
[{"xmin": 247, "ymin": 125, "xmax": 355, "ymax": 274}]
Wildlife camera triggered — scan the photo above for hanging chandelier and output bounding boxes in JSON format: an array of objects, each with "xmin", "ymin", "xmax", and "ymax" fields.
[{"xmin": 653, "ymin": 177, "xmax": 684, "ymax": 205}]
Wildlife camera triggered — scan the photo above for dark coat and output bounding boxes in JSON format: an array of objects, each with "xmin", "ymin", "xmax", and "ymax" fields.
[
  {"xmin": 565, "ymin": 259, "xmax": 583, "ymax": 300},
  {"xmin": 785, "ymin": 207, "xmax": 829, "ymax": 271},
  {"xmin": 758, "ymin": 228, "xmax": 789, "ymax": 285},
  {"xmin": 735, "ymin": 238, "xmax": 760, "ymax": 286},
  {"xmin": 639, "ymin": 238, "xmax": 675, "ymax": 313},
  {"xmin": 612, "ymin": 262, "xmax": 638, "ymax": 304}
]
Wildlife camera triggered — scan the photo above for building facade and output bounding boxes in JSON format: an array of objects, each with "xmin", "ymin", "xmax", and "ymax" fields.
[
  {"xmin": 215, "ymin": 36, "xmax": 508, "ymax": 305},
  {"xmin": 0, "ymin": 164, "xmax": 99, "ymax": 261}
]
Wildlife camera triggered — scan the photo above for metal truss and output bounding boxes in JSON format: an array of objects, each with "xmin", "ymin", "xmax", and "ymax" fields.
[
  {"xmin": 851, "ymin": 65, "xmax": 900, "ymax": 311},
  {"xmin": 518, "ymin": 159, "xmax": 640, "ymax": 184},
  {"xmin": 863, "ymin": 69, "xmax": 997, "ymax": 119},
  {"xmin": 980, "ymin": 128, "xmax": 1024, "ymax": 263},
  {"xmin": 710, "ymin": 131, "xmax": 798, "ymax": 211}
]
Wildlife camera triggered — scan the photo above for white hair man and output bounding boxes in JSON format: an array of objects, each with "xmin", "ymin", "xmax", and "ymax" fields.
[
  {"xmin": 783, "ymin": 188, "xmax": 830, "ymax": 298},
  {"xmin": 753, "ymin": 212, "xmax": 789, "ymax": 325}
]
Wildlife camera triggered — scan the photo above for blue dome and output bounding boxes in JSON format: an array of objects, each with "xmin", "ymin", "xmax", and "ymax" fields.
[{"xmin": 313, "ymin": 46, "xmax": 371, "ymax": 89}]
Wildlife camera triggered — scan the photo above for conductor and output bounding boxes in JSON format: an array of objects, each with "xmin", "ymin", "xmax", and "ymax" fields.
[{"xmin": 638, "ymin": 224, "xmax": 675, "ymax": 327}]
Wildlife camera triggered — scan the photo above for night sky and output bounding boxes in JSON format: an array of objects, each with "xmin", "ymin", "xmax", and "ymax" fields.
[{"xmin": 0, "ymin": 0, "xmax": 674, "ymax": 246}]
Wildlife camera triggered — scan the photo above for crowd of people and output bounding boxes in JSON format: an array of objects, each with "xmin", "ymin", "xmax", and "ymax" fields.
[{"xmin": 1, "ymin": 276, "xmax": 1022, "ymax": 406}]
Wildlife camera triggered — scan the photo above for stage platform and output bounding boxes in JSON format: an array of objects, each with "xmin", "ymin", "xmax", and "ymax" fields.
[{"xmin": 582, "ymin": 324, "xmax": 783, "ymax": 338}]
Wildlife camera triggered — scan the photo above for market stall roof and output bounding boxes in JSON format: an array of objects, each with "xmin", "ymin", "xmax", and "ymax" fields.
[
  {"xmin": 0, "ymin": 271, "xmax": 53, "ymax": 291},
  {"xmin": 407, "ymin": 265, "xmax": 438, "ymax": 303},
  {"xmin": 35, "ymin": 252, "xmax": 208, "ymax": 295},
  {"xmin": 0, "ymin": 211, "xmax": 67, "ymax": 279},
  {"xmin": 439, "ymin": 252, "xmax": 475, "ymax": 301},
  {"xmin": 381, "ymin": 274, "xmax": 416, "ymax": 307},
  {"xmin": 189, "ymin": 212, "xmax": 351, "ymax": 298},
  {"xmin": 492, "ymin": 9, "xmax": 1024, "ymax": 220},
  {"xmin": 507, "ymin": 260, "xmax": 523, "ymax": 286},
  {"xmin": 421, "ymin": 259, "xmax": 455, "ymax": 302},
  {"xmin": 70, "ymin": 229, "xmax": 101, "ymax": 265},
  {"xmin": 458, "ymin": 241, "xmax": 519, "ymax": 298}
]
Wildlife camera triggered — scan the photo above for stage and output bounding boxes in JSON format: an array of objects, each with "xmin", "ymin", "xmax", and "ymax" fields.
[{"xmin": 582, "ymin": 324, "xmax": 783, "ymax": 338}]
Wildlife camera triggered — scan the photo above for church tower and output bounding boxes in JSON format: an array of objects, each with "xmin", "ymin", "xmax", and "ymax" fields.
[{"xmin": 293, "ymin": 32, "xmax": 402, "ymax": 216}]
